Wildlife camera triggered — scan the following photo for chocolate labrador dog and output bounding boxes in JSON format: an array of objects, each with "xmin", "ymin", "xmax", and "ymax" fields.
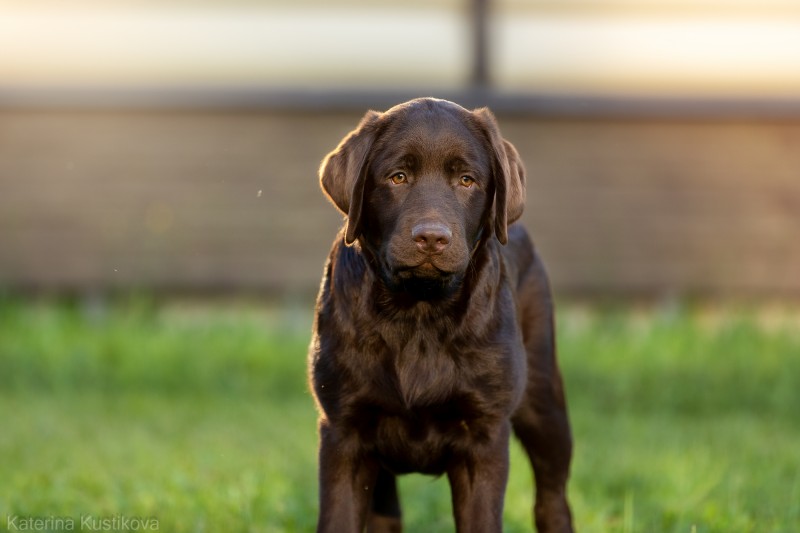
[{"xmin": 309, "ymin": 98, "xmax": 573, "ymax": 533}]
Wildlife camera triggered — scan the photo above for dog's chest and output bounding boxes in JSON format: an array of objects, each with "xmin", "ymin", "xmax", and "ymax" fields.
[
  {"xmin": 365, "ymin": 350, "xmax": 490, "ymax": 474},
  {"xmin": 321, "ymin": 311, "xmax": 521, "ymax": 474},
  {"xmin": 354, "ymin": 320, "xmax": 511, "ymax": 415},
  {"xmin": 350, "ymin": 331, "xmax": 494, "ymax": 472},
  {"xmin": 388, "ymin": 330, "xmax": 459, "ymax": 408}
]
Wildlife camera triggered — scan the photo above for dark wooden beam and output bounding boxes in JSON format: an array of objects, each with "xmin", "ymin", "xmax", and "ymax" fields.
[{"xmin": 470, "ymin": 0, "xmax": 490, "ymax": 89}]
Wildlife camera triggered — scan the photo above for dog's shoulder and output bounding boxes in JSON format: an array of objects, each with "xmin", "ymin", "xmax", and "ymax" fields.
[
  {"xmin": 500, "ymin": 223, "xmax": 553, "ymax": 321},
  {"xmin": 497, "ymin": 223, "xmax": 534, "ymax": 286},
  {"xmin": 314, "ymin": 231, "xmax": 373, "ymax": 329},
  {"xmin": 330, "ymin": 234, "xmax": 370, "ymax": 291}
]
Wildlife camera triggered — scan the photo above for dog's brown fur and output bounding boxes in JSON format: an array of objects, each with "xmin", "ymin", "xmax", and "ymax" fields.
[{"xmin": 309, "ymin": 98, "xmax": 573, "ymax": 532}]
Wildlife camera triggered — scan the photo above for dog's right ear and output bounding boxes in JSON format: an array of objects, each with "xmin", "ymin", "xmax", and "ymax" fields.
[{"xmin": 319, "ymin": 110, "xmax": 381, "ymax": 245}]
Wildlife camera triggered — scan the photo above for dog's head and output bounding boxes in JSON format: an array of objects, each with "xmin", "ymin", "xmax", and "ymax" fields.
[{"xmin": 320, "ymin": 98, "xmax": 525, "ymax": 298}]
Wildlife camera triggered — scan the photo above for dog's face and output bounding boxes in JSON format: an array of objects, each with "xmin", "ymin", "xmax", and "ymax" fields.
[{"xmin": 320, "ymin": 98, "xmax": 525, "ymax": 298}]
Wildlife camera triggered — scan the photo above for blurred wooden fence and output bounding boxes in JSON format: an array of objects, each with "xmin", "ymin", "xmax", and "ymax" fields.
[{"xmin": 1, "ymin": 105, "xmax": 799, "ymax": 299}]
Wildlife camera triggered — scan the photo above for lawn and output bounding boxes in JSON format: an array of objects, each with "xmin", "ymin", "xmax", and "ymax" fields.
[{"xmin": 1, "ymin": 295, "xmax": 798, "ymax": 532}]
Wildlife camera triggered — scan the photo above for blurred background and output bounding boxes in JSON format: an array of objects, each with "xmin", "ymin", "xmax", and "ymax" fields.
[
  {"xmin": 2, "ymin": 0, "xmax": 799, "ymax": 300},
  {"xmin": 2, "ymin": 1, "xmax": 800, "ymax": 532}
]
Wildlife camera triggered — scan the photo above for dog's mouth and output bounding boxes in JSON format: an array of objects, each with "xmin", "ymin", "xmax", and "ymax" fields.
[
  {"xmin": 382, "ymin": 260, "xmax": 462, "ymax": 300},
  {"xmin": 394, "ymin": 256, "xmax": 458, "ymax": 278},
  {"xmin": 404, "ymin": 260, "xmax": 444, "ymax": 275}
]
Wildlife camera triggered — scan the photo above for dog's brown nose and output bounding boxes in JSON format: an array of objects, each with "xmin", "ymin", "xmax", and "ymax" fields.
[{"xmin": 412, "ymin": 222, "xmax": 452, "ymax": 254}]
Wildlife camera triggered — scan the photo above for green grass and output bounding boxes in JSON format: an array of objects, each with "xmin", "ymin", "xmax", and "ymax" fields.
[{"xmin": 1, "ymin": 295, "xmax": 798, "ymax": 532}]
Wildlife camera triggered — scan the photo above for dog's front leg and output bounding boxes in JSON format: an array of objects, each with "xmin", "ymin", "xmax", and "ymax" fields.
[
  {"xmin": 447, "ymin": 421, "xmax": 511, "ymax": 533},
  {"xmin": 317, "ymin": 420, "xmax": 378, "ymax": 533}
]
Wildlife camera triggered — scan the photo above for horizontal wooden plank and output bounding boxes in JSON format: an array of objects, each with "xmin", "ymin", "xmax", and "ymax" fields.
[{"xmin": 1, "ymin": 110, "xmax": 799, "ymax": 297}]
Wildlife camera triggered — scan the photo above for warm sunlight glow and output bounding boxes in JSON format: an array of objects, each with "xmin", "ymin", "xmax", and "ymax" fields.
[
  {"xmin": 494, "ymin": 14, "xmax": 800, "ymax": 97},
  {"xmin": 1, "ymin": 2, "xmax": 799, "ymax": 97}
]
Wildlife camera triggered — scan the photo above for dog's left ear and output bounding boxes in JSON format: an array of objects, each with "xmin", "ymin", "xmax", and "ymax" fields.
[
  {"xmin": 319, "ymin": 110, "xmax": 381, "ymax": 245},
  {"xmin": 473, "ymin": 107, "xmax": 526, "ymax": 245}
]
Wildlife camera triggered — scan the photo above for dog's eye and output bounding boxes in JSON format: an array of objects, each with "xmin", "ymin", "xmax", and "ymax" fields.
[
  {"xmin": 390, "ymin": 172, "xmax": 408, "ymax": 185},
  {"xmin": 459, "ymin": 175, "xmax": 475, "ymax": 188}
]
